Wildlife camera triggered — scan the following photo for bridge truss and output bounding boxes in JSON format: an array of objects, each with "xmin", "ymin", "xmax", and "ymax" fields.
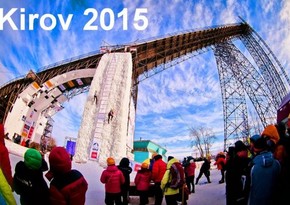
[{"xmin": 0, "ymin": 22, "xmax": 289, "ymax": 149}]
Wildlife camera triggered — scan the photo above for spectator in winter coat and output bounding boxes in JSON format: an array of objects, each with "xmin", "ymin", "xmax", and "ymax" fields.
[
  {"xmin": 225, "ymin": 140, "xmax": 251, "ymax": 205},
  {"xmin": 0, "ymin": 124, "xmax": 13, "ymax": 189},
  {"xmin": 161, "ymin": 158, "xmax": 180, "ymax": 205},
  {"xmin": 101, "ymin": 157, "xmax": 125, "ymax": 205},
  {"xmin": 274, "ymin": 122, "xmax": 290, "ymax": 205},
  {"xmin": 184, "ymin": 159, "xmax": 196, "ymax": 193},
  {"xmin": 45, "ymin": 147, "xmax": 88, "ymax": 205},
  {"xmin": 149, "ymin": 153, "xmax": 157, "ymax": 171},
  {"xmin": 14, "ymin": 148, "xmax": 49, "ymax": 205},
  {"xmin": 117, "ymin": 157, "xmax": 132, "ymax": 205},
  {"xmin": 261, "ymin": 124, "xmax": 280, "ymax": 152},
  {"xmin": 152, "ymin": 154, "xmax": 167, "ymax": 205},
  {"xmin": 0, "ymin": 123, "xmax": 16, "ymax": 205},
  {"xmin": 195, "ymin": 157, "xmax": 211, "ymax": 185},
  {"xmin": 248, "ymin": 135, "xmax": 280, "ymax": 205},
  {"xmin": 214, "ymin": 152, "xmax": 226, "ymax": 183},
  {"xmin": 134, "ymin": 162, "xmax": 152, "ymax": 205},
  {"xmin": 0, "ymin": 168, "xmax": 16, "ymax": 205}
]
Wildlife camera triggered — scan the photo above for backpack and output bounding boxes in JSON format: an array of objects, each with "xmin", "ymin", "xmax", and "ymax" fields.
[{"xmin": 169, "ymin": 162, "xmax": 185, "ymax": 189}]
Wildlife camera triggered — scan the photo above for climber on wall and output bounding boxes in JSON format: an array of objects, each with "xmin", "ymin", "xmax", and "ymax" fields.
[{"xmin": 108, "ymin": 109, "xmax": 114, "ymax": 124}]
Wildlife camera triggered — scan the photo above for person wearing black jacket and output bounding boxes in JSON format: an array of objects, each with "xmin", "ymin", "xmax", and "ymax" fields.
[
  {"xmin": 195, "ymin": 157, "xmax": 211, "ymax": 184},
  {"xmin": 225, "ymin": 141, "xmax": 251, "ymax": 205},
  {"xmin": 13, "ymin": 148, "xmax": 49, "ymax": 205},
  {"xmin": 118, "ymin": 157, "xmax": 133, "ymax": 205}
]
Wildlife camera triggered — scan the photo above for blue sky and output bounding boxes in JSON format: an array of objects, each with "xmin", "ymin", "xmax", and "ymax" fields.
[{"xmin": 1, "ymin": 0, "xmax": 290, "ymax": 159}]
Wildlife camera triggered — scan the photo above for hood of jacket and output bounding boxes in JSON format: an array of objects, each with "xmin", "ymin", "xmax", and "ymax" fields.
[
  {"xmin": 118, "ymin": 165, "xmax": 132, "ymax": 174},
  {"xmin": 253, "ymin": 151, "xmax": 275, "ymax": 167},
  {"xmin": 166, "ymin": 158, "xmax": 179, "ymax": 169},
  {"xmin": 106, "ymin": 165, "xmax": 119, "ymax": 172},
  {"xmin": 119, "ymin": 157, "xmax": 130, "ymax": 167}
]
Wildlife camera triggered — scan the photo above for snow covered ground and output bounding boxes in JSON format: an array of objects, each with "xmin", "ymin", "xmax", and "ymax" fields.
[{"xmin": 9, "ymin": 153, "xmax": 226, "ymax": 205}]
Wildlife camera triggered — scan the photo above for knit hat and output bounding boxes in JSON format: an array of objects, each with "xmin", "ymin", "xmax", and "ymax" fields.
[
  {"xmin": 227, "ymin": 146, "xmax": 235, "ymax": 158},
  {"xmin": 234, "ymin": 140, "xmax": 248, "ymax": 152},
  {"xmin": 141, "ymin": 162, "xmax": 148, "ymax": 169},
  {"xmin": 261, "ymin": 124, "xmax": 280, "ymax": 144},
  {"xmin": 119, "ymin": 157, "xmax": 130, "ymax": 167},
  {"xmin": 48, "ymin": 147, "xmax": 71, "ymax": 174},
  {"xmin": 250, "ymin": 134, "xmax": 261, "ymax": 143},
  {"xmin": 154, "ymin": 154, "xmax": 162, "ymax": 160},
  {"xmin": 250, "ymin": 134, "xmax": 267, "ymax": 149},
  {"xmin": 24, "ymin": 148, "xmax": 42, "ymax": 170},
  {"xmin": 107, "ymin": 157, "xmax": 115, "ymax": 166}
]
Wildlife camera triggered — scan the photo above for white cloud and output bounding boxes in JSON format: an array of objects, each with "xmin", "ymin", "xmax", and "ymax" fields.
[
  {"xmin": 279, "ymin": 0, "xmax": 290, "ymax": 68},
  {"xmin": 2, "ymin": 0, "xmax": 290, "ymax": 159},
  {"xmin": 0, "ymin": 63, "xmax": 17, "ymax": 85},
  {"xmin": 261, "ymin": 0, "xmax": 275, "ymax": 13}
]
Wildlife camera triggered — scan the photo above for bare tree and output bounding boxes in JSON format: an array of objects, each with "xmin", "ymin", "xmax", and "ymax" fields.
[
  {"xmin": 46, "ymin": 137, "xmax": 57, "ymax": 151},
  {"xmin": 189, "ymin": 126, "xmax": 217, "ymax": 158}
]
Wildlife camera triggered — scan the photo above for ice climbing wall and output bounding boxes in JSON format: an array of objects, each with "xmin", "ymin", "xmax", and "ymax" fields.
[{"xmin": 74, "ymin": 53, "xmax": 133, "ymax": 166}]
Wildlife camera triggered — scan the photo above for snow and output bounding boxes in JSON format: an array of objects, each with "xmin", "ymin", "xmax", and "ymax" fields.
[{"xmin": 9, "ymin": 153, "xmax": 226, "ymax": 205}]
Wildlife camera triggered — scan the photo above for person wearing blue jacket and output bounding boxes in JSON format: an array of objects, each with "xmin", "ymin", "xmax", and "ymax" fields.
[{"xmin": 248, "ymin": 134, "xmax": 280, "ymax": 205}]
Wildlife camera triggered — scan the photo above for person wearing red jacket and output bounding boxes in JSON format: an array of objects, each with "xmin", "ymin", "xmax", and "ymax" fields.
[
  {"xmin": 135, "ymin": 162, "xmax": 152, "ymax": 205},
  {"xmin": 0, "ymin": 123, "xmax": 13, "ymax": 189},
  {"xmin": 151, "ymin": 154, "xmax": 166, "ymax": 205},
  {"xmin": 184, "ymin": 159, "xmax": 196, "ymax": 193},
  {"xmin": 214, "ymin": 152, "xmax": 226, "ymax": 184},
  {"xmin": 101, "ymin": 157, "xmax": 125, "ymax": 205},
  {"xmin": 45, "ymin": 147, "xmax": 88, "ymax": 205},
  {"xmin": 0, "ymin": 123, "xmax": 17, "ymax": 205}
]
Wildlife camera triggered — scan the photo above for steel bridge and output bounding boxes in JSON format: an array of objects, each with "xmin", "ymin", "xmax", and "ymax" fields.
[{"xmin": 0, "ymin": 22, "xmax": 289, "ymax": 149}]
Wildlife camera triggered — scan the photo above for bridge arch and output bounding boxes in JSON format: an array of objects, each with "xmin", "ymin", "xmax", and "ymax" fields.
[
  {"xmin": 4, "ymin": 69, "xmax": 95, "ymax": 145},
  {"xmin": 1, "ymin": 22, "xmax": 289, "ymax": 163}
]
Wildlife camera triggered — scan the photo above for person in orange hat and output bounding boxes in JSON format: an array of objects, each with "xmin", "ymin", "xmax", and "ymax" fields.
[
  {"xmin": 100, "ymin": 157, "xmax": 125, "ymax": 205},
  {"xmin": 134, "ymin": 162, "xmax": 152, "ymax": 205},
  {"xmin": 261, "ymin": 124, "xmax": 280, "ymax": 152}
]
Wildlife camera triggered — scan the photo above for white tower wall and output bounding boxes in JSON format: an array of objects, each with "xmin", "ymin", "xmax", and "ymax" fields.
[{"xmin": 74, "ymin": 53, "xmax": 133, "ymax": 166}]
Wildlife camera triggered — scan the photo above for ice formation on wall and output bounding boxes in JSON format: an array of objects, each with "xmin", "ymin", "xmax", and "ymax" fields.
[{"xmin": 74, "ymin": 53, "xmax": 133, "ymax": 166}]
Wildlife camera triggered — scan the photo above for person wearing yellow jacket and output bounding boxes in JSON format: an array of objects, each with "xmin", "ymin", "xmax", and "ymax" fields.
[
  {"xmin": 0, "ymin": 168, "xmax": 17, "ymax": 205},
  {"xmin": 160, "ymin": 158, "xmax": 180, "ymax": 205}
]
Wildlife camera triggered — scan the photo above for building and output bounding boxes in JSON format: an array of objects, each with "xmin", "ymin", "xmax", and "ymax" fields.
[
  {"xmin": 133, "ymin": 140, "xmax": 167, "ymax": 163},
  {"xmin": 277, "ymin": 91, "xmax": 290, "ymax": 124}
]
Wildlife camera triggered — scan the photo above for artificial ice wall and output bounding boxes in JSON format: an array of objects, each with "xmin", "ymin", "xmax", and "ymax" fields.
[{"xmin": 74, "ymin": 53, "xmax": 133, "ymax": 166}]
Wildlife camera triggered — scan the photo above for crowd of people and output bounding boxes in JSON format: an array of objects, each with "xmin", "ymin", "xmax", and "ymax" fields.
[
  {"xmin": 222, "ymin": 123, "xmax": 290, "ymax": 205},
  {"xmin": 100, "ymin": 152, "xmax": 201, "ymax": 205},
  {"xmin": 1, "ymin": 118, "xmax": 290, "ymax": 205}
]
